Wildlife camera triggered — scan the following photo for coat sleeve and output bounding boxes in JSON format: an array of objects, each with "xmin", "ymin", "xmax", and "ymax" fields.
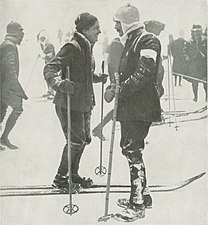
[
  {"xmin": 119, "ymin": 34, "xmax": 161, "ymax": 99},
  {"xmin": 43, "ymin": 43, "xmax": 73, "ymax": 91},
  {"xmin": 3, "ymin": 45, "xmax": 27, "ymax": 99}
]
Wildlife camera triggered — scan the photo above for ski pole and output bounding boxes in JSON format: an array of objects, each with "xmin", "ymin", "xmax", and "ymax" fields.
[
  {"xmin": 167, "ymin": 50, "xmax": 172, "ymax": 127},
  {"xmin": 95, "ymin": 60, "xmax": 107, "ymax": 177},
  {"xmin": 63, "ymin": 66, "xmax": 79, "ymax": 215},
  {"xmin": 98, "ymin": 72, "xmax": 120, "ymax": 222},
  {"xmin": 168, "ymin": 53, "xmax": 179, "ymax": 130},
  {"xmin": 24, "ymin": 55, "xmax": 40, "ymax": 91}
]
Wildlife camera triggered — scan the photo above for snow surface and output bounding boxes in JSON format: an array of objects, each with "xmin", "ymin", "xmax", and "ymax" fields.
[{"xmin": 0, "ymin": 0, "xmax": 207, "ymax": 224}]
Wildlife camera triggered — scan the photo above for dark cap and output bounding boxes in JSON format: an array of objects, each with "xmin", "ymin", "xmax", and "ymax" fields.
[
  {"xmin": 6, "ymin": 21, "xmax": 23, "ymax": 34},
  {"xmin": 144, "ymin": 20, "xmax": 165, "ymax": 34},
  {"xmin": 191, "ymin": 24, "xmax": 202, "ymax": 32},
  {"xmin": 75, "ymin": 12, "xmax": 98, "ymax": 32}
]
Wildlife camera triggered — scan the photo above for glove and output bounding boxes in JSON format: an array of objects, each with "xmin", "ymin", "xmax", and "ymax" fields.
[
  {"xmin": 104, "ymin": 84, "xmax": 116, "ymax": 103},
  {"xmin": 98, "ymin": 73, "xmax": 108, "ymax": 84},
  {"xmin": 58, "ymin": 79, "xmax": 74, "ymax": 95}
]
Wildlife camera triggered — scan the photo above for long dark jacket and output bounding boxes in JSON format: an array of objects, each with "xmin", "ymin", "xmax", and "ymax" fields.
[
  {"xmin": 184, "ymin": 36, "xmax": 207, "ymax": 81},
  {"xmin": 170, "ymin": 38, "xmax": 189, "ymax": 75},
  {"xmin": 0, "ymin": 36, "xmax": 27, "ymax": 106},
  {"xmin": 117, "ymin": 29, "xmax": 162, "ymax": 122},
  {"xmin": 44, "ymin": 31, "xmax": 101, "ymax": 112}
]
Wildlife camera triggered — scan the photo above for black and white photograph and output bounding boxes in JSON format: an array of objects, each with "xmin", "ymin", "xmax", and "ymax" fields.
[{"xmin": 0, "ymin": 0, "xmax": 207, "ymax": 224}]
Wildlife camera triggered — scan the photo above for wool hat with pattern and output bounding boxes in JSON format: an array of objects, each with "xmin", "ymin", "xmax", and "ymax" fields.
[{"xmin": 113, "ymin": 3, "xmax": 140, "ymax": 25}]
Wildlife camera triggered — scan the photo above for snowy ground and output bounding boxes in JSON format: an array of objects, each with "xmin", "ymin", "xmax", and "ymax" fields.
[
  {"xmin": 0, "ymin": 32, "xmax": 208, "ymax": 225},
  {"xmin": 0, "ymin": 54, "xmax": 207, "ymax": 225}
]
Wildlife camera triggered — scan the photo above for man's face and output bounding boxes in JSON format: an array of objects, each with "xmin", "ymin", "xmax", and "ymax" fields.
[
  {"xmin": 114, "ymin": 21, "xmax": 124, "ymax": 37},
  {"xmin": 16, "ymin": 29, "xmax": 24, "ymax": 45},
  {"xmin": 191, "ymin": 30, "xmax": 202, "ymax": 41},
  {"xmin": 83, "ymin": 21, "xmax": 101, "ymax": 44}
]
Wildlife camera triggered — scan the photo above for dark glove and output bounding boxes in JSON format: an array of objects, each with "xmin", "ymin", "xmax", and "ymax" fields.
[
  {"xmin": 98, "ymin": 73, "xmax": 108, "ymax": 84},
  {"xmin": 104, "ymin": 84, "xmax": 116, "ymax": 103},
  {"xmin": 58, "ymin": 79, "xmax": 74, "ymax": 95}
]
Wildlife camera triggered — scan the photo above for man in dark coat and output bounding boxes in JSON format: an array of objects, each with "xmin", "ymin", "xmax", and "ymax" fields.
[
  {"xmin": 169, "ymin": 35, "xmax": 188, "ymax": 86},
  {"xmin": 144, "ymin": 20, "xmax": 165, "ymax": 97},
  {"xmin": 184, "ymin": 24, "xmax": 207, "ymax": 102},
  {"xmin": 44, "ymin": 13, "xmax": 107, "ymax": 189},
  {"xmin": 0, "ymin": 21, "xmax": 27, "ymax": 150},
  {"xmin": 104, "ymin": 4, "xmax": 161, "ymax": 220}
]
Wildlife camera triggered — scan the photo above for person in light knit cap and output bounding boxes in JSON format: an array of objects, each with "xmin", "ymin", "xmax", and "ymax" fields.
[{"xmin": 104, "ymin": 3, "xmax": 162, "ymax": 221}]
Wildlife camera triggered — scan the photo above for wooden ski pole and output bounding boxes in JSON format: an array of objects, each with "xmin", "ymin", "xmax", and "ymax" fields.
[
  {"xmin": 99, "ymin": 72, "xmax": 120, "ymax": 221},
  {"xmin": 95, "ymin": 60, "xmax": 107, "ymax": 176},
  {"xmin": 167, "ymin": 50, "xmax": 172, "ymax": 126},
  {"xmin": 168, "ymin": 53, "xmax": 179, "ymax": 130},
  {"xmin": 24, "ymin": 55, "xmax": 40, "ymax": 91},
  {"xmin": 63, "ymin": 66, "xmax": 79, "ymax": 215}
]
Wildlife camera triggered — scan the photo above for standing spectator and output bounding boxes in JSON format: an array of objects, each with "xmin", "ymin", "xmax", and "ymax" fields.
[
  {"xmin": 0, "ymin": 21, "xmax": 28, "ymax": 150},
  {"xmin": 44, "ymin": 13, "xmax": 107, "ymax": 189},
  {"xmin": 144, "ymin": 20, "xmax": 165, "ymax": 97},
  {"xmin": 92, "ymin": 37, "xmax": 124, "ymax": 140},
  {"xmin": 104, "ymin": 4, "xmax": 162, "ymax": 220},
  {"xmin": 184, "ymin": 25, "xmax": 207, "ymax": 102},
  {"xmin": 169, "ymin": 31, "xmax": 188, "ymax": 86},
  {"xmin": 57, "ymin": 29, "xmax": 63, "ymax": 45},
  {"xmin": 37, "ymin": 30, "xmax": 55, "ymax": 99}
]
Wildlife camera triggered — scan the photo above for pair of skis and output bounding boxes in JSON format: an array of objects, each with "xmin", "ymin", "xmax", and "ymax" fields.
[{"xmin": 0, "ymin": 172, "xmax": 205, "ymax": 197}]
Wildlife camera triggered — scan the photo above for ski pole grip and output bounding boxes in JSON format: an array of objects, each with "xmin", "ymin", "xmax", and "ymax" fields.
[{"xmin": 101, "ymin": 60, "xmax": 105, "ymax": 74}]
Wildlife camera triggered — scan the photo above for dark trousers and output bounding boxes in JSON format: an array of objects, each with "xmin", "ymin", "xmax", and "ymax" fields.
[
  {"xmin": 55, "ymin": 105, "xmax": 92, "ymax": 176},
  {"xmin": 1, "ymin": 98, "xmax": 23, "ymax": 138},
  {"xmin": 191, "ymin": 81, "xmax": 207, "ymax": 100},
  {"xmin": 120, "ymin": 120, "xmax": 152, "ymax": 205}
]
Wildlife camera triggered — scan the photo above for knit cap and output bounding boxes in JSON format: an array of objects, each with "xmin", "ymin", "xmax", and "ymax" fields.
[
  {"xmin": 75, "ymin": 12, "xmax": 98, "ymax": 32},
  {"xmin": 113, "ymin": 3, "xmax": 140, "ymax": 24},
  {"xmin": 6, "ymin": 21, "xmax": 23, "ymax": 35}
]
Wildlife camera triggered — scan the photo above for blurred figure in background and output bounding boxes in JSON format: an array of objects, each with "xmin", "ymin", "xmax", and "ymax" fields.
[
  {"xmin": 37, "ymin": 29, "xmax": 55, "ymax": 100},
  {"xmin": 144, "ymin": 20, "xmax": 165, "ymax": 98},
  {"xmin": 184, "ymin": 25, "xmax": 207, "ymax": 102},
  {"xmin": 92, "ymin": 37, "xmax": 123, "ymax": 140},
  {"xmin": 169, "ymin": 30, "xmax": 188, "ymax": 86},
  {"xmin": 57, "ymin": 29, "xmax": 63, "ymax": 45},
  {"xmin": 0, "ymin": 21, "xmax": 28, "ymax": 150}
]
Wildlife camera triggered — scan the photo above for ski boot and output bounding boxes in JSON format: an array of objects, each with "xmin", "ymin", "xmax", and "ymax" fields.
[
  {"xmin": 72, "ymin": 174, "xmax": 93, "ymax": 188},
  {"xmin": 113, "ymin": 203, "xmax": 145, "ymax": 222},
  {"xmin": 0, "ymin": 145, "xmax": 5, "ymax": 151},
  {"xmin": 117, "ymin": 193, "xmax": 152, "ymax": 210},
  {"xmin": 143, "ymin": 187, "xmax": 152, "ymax": 208},
  {"xmin": 52, "ymin": 173, "xmax": 80, "ymax": 193}
]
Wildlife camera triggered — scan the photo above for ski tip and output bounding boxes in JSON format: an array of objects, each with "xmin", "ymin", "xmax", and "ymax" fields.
[{"xmin": 195, "ymin": 172, "xmax": 206, "ymax": 179}]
